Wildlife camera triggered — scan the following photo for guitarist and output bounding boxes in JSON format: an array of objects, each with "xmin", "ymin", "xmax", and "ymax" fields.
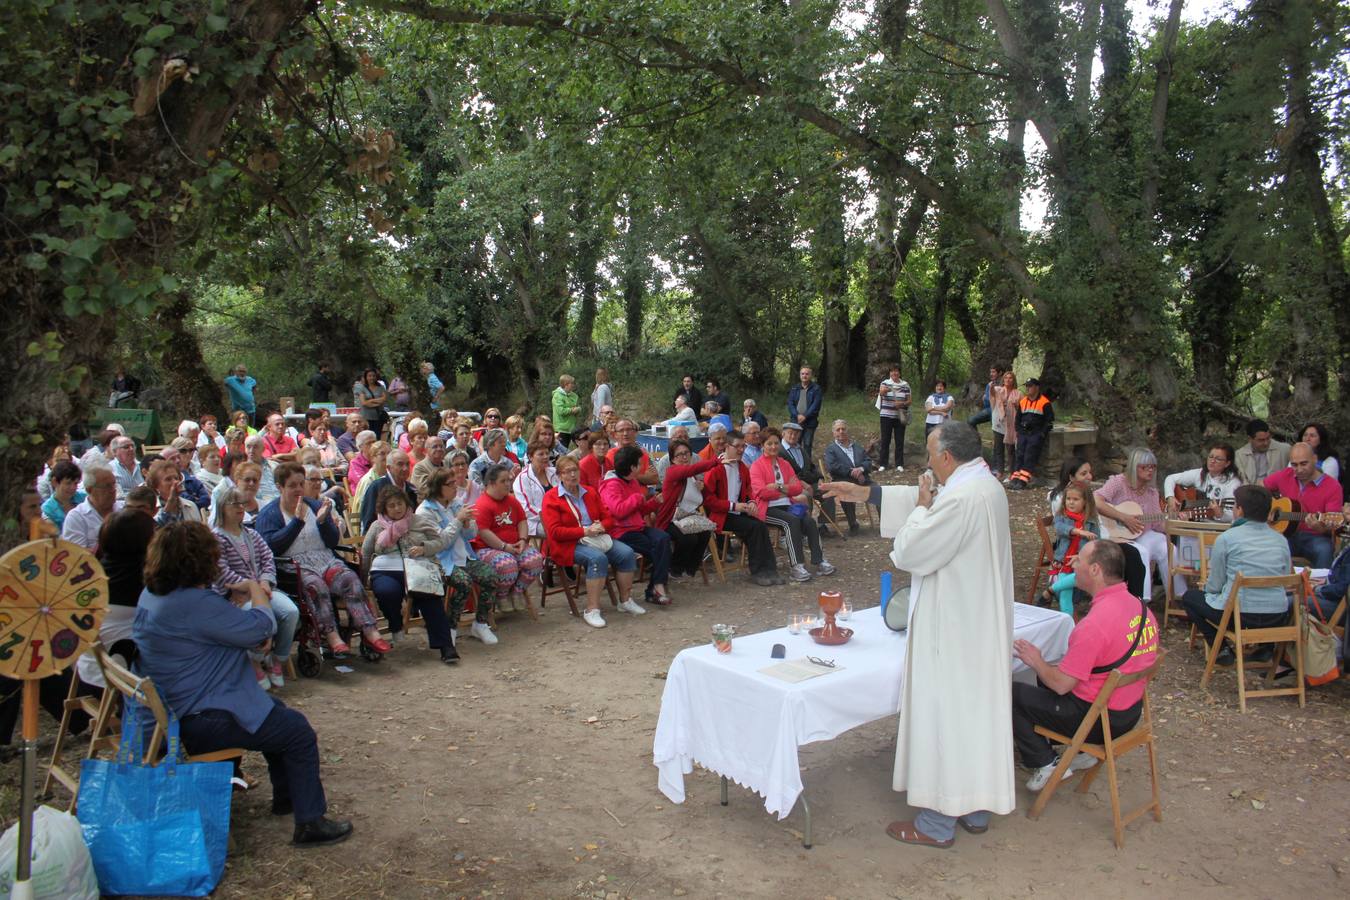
[
  {"xmin": 1162, "ymin": 443, "xmax": 1242, "ymax": 523},
  {"xmin": 1262, "ymin": 443, "xmax": 1345, "ymax": 568},
  {"xmin": 1094, "ymin": 448, "xmax": 1167, "ymax": 603}
]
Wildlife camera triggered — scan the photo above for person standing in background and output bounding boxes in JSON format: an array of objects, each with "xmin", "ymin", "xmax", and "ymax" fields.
[
  {"xmin": 421, "ymin": 362, "xmax": 444, "ymax": 410},
  {"xmin": 922, "ymin": 380, "xmax": 954, "ymax": 437},
  {"xmin": 877, "ymin": 364, "xmax": 911, "ymax": 472},
  {"xmin": 225, "ymin": 364, "xmax": 259, "ymax": 427},
  {"xmin": 786, "ymin": 366, "xmax": 823, "ymax": 459},
  {"xmin": 966, "ymin": 365, "xmax": 1003, "ymax": 429},
  {"xmin": 552, "ymin": 374, "xmax": 582, "ymax": 447},
  {"xmin": 307, "ymin": 363, "xmax": 333, "ymax": 404},
  {"xmin": 590, "ymin": 368, "xmax": 613, "ymax": 430}
]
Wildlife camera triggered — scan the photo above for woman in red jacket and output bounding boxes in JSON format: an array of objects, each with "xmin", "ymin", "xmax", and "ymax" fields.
[
  {"xmin": 749, "ymin": 428, "xmax": 835, "ymax": 583},
  {"xmin": 541, "ymin": 456, "xmax": 642, "ymax": 628},
  {"xmin": 655, "ymin": 439, "xmax": 719, "ymax": 579},
  {"xmin": 599, "ymin": 445, "xmax": 672, "ymax": 605},
  {"xmin": 579, "ymin": 432, "xmax": 611, "ymax": 491}
]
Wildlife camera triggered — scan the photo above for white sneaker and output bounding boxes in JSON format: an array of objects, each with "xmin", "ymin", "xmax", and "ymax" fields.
[
  {"xmin": 618, "ymin": 598, "xmax": 647, "ymax": 616},
  {"xmin": 790, "ymin": 563, "xmax": 812, "ymax": 582},
  {"xmin": 816, "ymin": 560, "xmax": 837, "ymax": 576},
  {"xmin": 582, "ymin": 608, "xmax": 607, "ymax": 628},
  {"xmin": 469, "ymin": 621, "xmax": 499, "ymax": 645},
  {"xmin": 896, "ymin": 466, "xmax": 905, "ymax": 473},
  {"xmin": 877, "ymin": 466, "xmax": 886, "ymax": 472},
  {"xmin": 1026, "ymin": 753, "xmax": 1097, "ymax": 792}
]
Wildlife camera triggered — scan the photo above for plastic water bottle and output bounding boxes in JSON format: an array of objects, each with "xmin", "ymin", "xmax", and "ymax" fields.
[{"xmin": 880, "ymin": 571, "xmax": 892, "ymax": 615}]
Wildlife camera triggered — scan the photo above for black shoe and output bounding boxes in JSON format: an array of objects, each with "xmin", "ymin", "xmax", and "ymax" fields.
[
  {"xmin": 1214, "ymin": 648, "xmax": 1236, "ymax": 667},
  {"xmin": 848, "ymin": 523, "xmax": 860, "ymax": 535},
  {"xmin": 293, "ymin": 816, "xmax": 354, "ymax": 847},
  {"xmin": 271, "ymin": 797, "xmax": 293, "ymax": 816},
  {"xmin": 1245, "ymin": 646, "xmax": 1273, "ymax": 663},
  {"xmin": 440, "ymin": 644, "xmax": 460, "ymax": 665},
  {"xmin": 752, "ymin": 574, "xmax": 776, "ymax": 587}
]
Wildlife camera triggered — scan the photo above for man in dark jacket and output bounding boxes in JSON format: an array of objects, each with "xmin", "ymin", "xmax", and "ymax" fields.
[{"xmin": 786, "ymin": 366, "xmax": 824, "ymax": 458}]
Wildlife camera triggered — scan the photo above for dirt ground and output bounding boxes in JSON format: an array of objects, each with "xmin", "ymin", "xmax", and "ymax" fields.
[{"xmin": 5, "ymin": 466, "xmax": 1349, "ymax": 899}]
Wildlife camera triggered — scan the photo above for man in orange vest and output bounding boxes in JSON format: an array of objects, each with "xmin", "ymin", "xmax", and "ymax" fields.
[{"xmin": 1008, "ymin": 378, "xmax": 1054, "ymax": 490}]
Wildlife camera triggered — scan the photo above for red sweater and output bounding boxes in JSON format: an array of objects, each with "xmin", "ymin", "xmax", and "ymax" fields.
[
  {"xmin": 578, "ymin": 453, "xmax": 611, "ymax": 492},
  {"xmin": 656, "ymin": 457, "xmax": 719, "ymax": 529},
  {"xmin": 702, "ymin": 461, "xmax": 752, "ymax": 532},
  {"xmin": 749, "ymin": 456, "xmax": 803, "ymax": 522},
  {"xmin": 598, "ymin": 473, "xmax": 658, "ymax": 538},
  {"xmin": 540, "ymin": 486, "xmax": 611, "ymax": 567}
]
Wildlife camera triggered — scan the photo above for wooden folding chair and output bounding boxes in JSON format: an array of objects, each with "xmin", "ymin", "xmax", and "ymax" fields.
[
  {"xmin": 1024, "ymin": 515, "xmax": 1055, "ymax": 605},
  {"xmin": 47, "ymin": 644, "xmax": 245, "ymax": 810},
  {"xmin": 817, "ymin": 460, "xmax": 876, "ymax": 531},
  {"xmin": 1164, "ymin": 519, "xmax": 1223, "ymax": 627},
  {"xmin": 43, "ymin": 675, "xmax": 118, "ymax": 810},
  {"xmin": 1199, "ymin": 573, "xmax": 1306, "ymax": 712},
  {"xmin": 708, "ymin": 530, "xmax": 741, "ymax": 581},
  {"xmin": 92, "ymin": 643, "xmax": 246, "ymax": 766},
  {"xmin": 1179, "ymin": 530, "xmax": 1223, "ymax": 650},
  {"xmin": 537, "ymin": 539, "xmax": 621, "ymax": 618},
  {"xmin": 1027, "ymin": 653, "xmax": 1165, "ymax": 849}
]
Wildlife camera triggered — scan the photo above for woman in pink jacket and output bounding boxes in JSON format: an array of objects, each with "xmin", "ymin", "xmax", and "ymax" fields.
[
  {"xmin": 749, "ymin": 428, "xmax": 835, "ymax": 583},
  {"xmin": 600, "ymin": 445, "xmax": 673, "ymax": 605}
]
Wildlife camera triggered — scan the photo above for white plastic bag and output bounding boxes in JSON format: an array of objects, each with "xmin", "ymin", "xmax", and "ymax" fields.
[{"xmin": 0, "ymin": 805, "xmax": 100, "ymax": 900}]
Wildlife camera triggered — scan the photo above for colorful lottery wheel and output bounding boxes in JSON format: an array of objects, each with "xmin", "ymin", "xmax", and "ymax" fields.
[{"xmin": 0, "ymin": 538, "xmax": 108, "ymax": 680}]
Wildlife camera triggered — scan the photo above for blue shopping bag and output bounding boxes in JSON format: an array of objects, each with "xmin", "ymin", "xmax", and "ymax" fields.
[{"xmin": 76, "ymin": 699, "xmax": 233, "ymax": 897}]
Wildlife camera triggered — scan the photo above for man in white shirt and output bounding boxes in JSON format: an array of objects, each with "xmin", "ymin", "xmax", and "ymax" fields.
[
  {"xmin": 107, "ymin": 436, "xmax": 144, "ymax": 499},
  {"xmin": 61, "ymin": 467, "xmax": 120, "ymax": 549}
]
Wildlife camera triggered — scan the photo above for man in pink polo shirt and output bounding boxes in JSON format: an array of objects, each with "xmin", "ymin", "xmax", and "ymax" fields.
[
  {"xmin": 1011, "ymin": 540, "xmax": 1159, "ymax": 791},
  {"xmin": 1263, "ymin": 442, "xmax": 1343, "ymax": 568}
]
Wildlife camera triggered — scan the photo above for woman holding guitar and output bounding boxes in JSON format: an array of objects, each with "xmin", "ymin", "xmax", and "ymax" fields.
[
  {"xmin": 1162, "ymin": 443, "xmax": 1242, "ymax": 523},
  {"xmin": 1094, "ymin": 448, "xmax": 1168, "ymax": 601}
]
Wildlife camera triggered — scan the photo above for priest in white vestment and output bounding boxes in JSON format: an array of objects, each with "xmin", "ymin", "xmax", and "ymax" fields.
[{"xmin": 822, "ymin": 422, "xmax": 1015, "ymax": 847}]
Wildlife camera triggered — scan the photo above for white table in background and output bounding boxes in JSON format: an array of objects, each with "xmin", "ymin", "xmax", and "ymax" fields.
[{"xmin": 652, "ymin": 603, "xmax": 1074, "ymax": 846}]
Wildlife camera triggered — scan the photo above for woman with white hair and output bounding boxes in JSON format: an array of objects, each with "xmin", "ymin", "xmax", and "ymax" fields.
[
  {"xmin": 399, "ymin": 416, "xmax": 430, "ymax": 461},
  {"xmin": 469, "ymin": 427, "xmax": 519, "ymax": 485},
  {"xmin": 1094, "ymin": 448, "xmax": 1167, "ymax": 600}
]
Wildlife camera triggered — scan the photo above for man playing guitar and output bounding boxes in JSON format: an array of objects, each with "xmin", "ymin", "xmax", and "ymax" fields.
[{"xmin": 1263, "ymin": 442, "xmax": 1344, "ymax": 567}]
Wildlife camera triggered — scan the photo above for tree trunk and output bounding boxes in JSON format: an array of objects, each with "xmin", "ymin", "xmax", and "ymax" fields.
[
  {"xmin": 153, "ymin": 294, "xmax": 228, "ymax": 423},
  {"xmin": 970, "ymin": 116, "xmax": 1027, "ymax": 383},
  {"xmin": 865, "ymin": 185, "xmax": 929, "ymax": 388},
  {"xmin": 814, "ymin": 186, "xmax": 851, "ymax": 393}
]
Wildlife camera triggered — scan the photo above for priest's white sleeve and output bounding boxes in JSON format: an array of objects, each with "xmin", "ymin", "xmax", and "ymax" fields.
[{"xmin": 879, "ymin": 485, "xmax": 920, "ymax": 540}]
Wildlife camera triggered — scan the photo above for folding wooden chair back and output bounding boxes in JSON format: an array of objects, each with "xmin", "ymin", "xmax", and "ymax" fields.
[
  {"xmin": 1199, "ymin": 572, "xmax": 1305, "ymax": 712},
  {"xmin": 43, "ymin": 675, "xmax": 118, "ymax": 810},
  {"xmin": 1027, "ymin": 652, "xmax": 1165, "ymax": 848},
  {"xmin": 93, "ymin": 643, "xmax": 246, "ymax": 766},
  {"xmin": 1163, "ymin": 519, "xmax": 1225, "ymax": 628},
  {"xmin": 708, "ymin": 530, "xmax": 743, "ymax": 582},
  {"xmin": 1024, "ymin": 515, "xmax": 1055, "ymax": 604},
  {"xmin": 817, "ymin": 458, "xmax": 875, "ymax": 530}
]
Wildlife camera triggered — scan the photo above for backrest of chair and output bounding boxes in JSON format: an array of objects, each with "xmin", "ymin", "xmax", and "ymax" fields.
[
  {"xmin": 1223, "ymin": 572, "xmax": 1303, "ymax": 633},
  {"xmin": 1036, "ymin": 515, "xmax": 1054, "ymax": 556},
  {"xmin": 1068, "ymin": 651, "xmax": 1166, "ymax": 745},
  {"xmin": 1198, "ymin": 530, "xmax": 1221, "ymax": 580},
  {"xmin": 92, "ymin": 642, "xmax": 171, "ymax": 763}
]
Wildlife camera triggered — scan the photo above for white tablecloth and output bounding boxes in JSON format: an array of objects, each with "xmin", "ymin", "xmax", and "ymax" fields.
[{"xmin": 652, "ymin": 603, "xmax": 1073, "ymax": 819}]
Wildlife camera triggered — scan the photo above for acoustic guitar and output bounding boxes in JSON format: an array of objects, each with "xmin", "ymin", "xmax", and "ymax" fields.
[
  {"xmin": 1267, "ymin": 496, "xmax": 1347, "ymax": 536},
  {"xmin": 1102, "ymin": 497, "xmax": 1226, "ymax": 542}
]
